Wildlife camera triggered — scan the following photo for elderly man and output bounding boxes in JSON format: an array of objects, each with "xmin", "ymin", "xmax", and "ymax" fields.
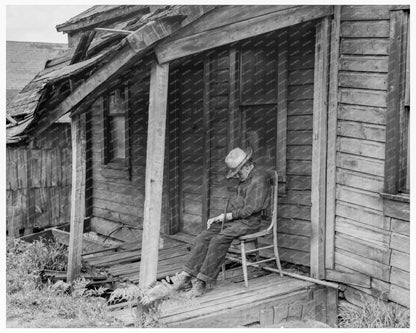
[{"xmin": 174, "ymin": 147, "xmax": 270, "ymax": 296}]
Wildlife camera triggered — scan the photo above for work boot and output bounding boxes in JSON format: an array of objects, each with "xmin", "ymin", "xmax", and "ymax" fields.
[
  {"xmin": 172, "ymin": 271, "xmax": 192, "ymax": 291},
  {"xmin": 187, "ymin": 278, "xmax": 206, "ymax": 297}
]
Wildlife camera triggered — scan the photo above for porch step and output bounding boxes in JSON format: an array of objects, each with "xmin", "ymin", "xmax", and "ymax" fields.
[{"xmin": 111, "ymin": 273, "xmax": 336, "ymax": 327}]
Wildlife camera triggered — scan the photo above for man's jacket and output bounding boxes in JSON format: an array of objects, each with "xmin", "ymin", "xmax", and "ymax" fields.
[{"xmin": 228, "ymin": 167, "xmax": 271, "ymax": 222}]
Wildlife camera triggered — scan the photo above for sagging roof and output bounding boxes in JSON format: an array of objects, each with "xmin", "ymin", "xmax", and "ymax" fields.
[
  {"xmin": 56, "ymin": 5, "xmax": 149, "ymax": 33},
  {"xmin": 7, "ymin": 5, "xmax": 217, "ymax": 144},
  {"xmin": 6, "ymin": 41, "xmax": 67, "ymax": 104}
]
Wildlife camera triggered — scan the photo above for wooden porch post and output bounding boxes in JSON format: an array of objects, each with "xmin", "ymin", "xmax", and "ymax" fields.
[
  {"xmin": 139, "ymin": 60, "xmax": 169, "ymax": 289},
  {"xmin": 310, "ymin": 17, "xmax": 331, "ymax": 280},
  {"xmin": 67, "ymin": 113, "xmax": 86, "ymax": 282},
  {"xmin": 325, "ymin": 6, "xmax": 341, "ymax": 270}
]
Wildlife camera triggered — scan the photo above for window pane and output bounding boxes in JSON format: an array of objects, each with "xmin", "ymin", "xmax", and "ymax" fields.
[
  {"xmin": 109, "ymin": 115, "xmax": 126, "ymax": 160},
  {"xmin": 109, "ymin": 87, "xmax": 128, "ymax": 115}
]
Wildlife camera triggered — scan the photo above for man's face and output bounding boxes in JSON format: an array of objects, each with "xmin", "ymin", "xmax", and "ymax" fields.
[{"xmin": 236, "ymin": 164, "xmax": 250, "ymax": 181}]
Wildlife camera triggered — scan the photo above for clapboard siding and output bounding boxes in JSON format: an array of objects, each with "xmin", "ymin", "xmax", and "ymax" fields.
[
  {"xmin": 280, "ymin": 22, "xmax": 315, "ymax": 261},
  {"xmin": 90, "ymin": 64, "xmax": 150, "ymax": 231},
  {"xmin": 6, "ymin": 124, "xmax": 72, "ymax": 236},
  {"xmin": 333, "ymin": 5, "xmax": 410, "ymax": 308},
  {"xmin": 208, "ymin": 49, "xmax": 230, "ymax": 235}
]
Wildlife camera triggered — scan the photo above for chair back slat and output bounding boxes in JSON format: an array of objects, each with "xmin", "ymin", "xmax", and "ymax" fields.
[{"xmin": 266, "ymin": 170, "xmax": 278, "ymax": 232}]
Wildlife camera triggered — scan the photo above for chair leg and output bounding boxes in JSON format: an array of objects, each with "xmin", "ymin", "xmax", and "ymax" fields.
[
  {"xmin": 254, "ymin": 238, "xmax": 260, "ymax": 262},
  {"xmin": 273, "ymin": 231, "xmax": 283, "ymax": 277},
  {"xmin": 221, "ymin": 263, "xmax": 226, "ymax": 281},
  {"xmin": 240, "ymin": 241, "xmax": 249, "ymax": 287}
]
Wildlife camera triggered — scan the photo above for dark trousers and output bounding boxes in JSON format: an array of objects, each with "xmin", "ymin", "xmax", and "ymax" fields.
[{"xmin": 183, "ymin": 218, "xmax": 261, "ymax": 283}]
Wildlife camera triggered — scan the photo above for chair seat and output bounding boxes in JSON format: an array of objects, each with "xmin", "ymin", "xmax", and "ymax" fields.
[{"xmin": 238, "ymin": 228, "xmax": 272, "ymax": 241}]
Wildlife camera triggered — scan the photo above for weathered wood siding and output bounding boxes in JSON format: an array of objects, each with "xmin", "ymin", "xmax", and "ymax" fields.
[
  {"xmin": 89, "ymin": 61, "xmax": 152, "ymax": 238},
  {"xmin": 330, "ymin": 5, "xmax": 409, "ymax": 308},
  {"xmin": 279, "ymin": 21, "xmax": 316, "ymax": 266},
  {"xmin": 164, "ymin": 22, "xmax": 316, "ymax": 266},
  {"xmin": 6, "ymin": 123, "xmax": 72, "ymax": 236}
]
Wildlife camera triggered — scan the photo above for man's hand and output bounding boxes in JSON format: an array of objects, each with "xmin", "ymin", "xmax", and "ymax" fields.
[
  {"xmin": 206, "ymin": 213, "xmax": 232, "ymax": 229},
  {"xmin": 207, "ymin": 215, "xmax": 222, "ymax": 229}
]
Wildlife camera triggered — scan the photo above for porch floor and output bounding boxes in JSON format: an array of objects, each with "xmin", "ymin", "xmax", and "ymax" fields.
[
  {"xmin": 111, "ymin": 272, "xmax": 329, "ymax": 327},
  {"xmin": 82, "ymin": 234, "xmax": 335, "ymax": 328}
]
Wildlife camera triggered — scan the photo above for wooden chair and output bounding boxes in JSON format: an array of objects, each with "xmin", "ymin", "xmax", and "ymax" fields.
[{"xmin": 222, "ymin": 170, "xmax": 283, "ymax": 287}]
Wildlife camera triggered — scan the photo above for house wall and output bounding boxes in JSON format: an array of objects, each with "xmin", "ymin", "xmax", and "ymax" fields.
[
  {"xmin": 6, "ymin": 124, "xmax": 72, "ymax": 236},
  {"xmin": 88, "ymin": 62, "xmax": 152, "ymax": 241},
  {"xmin": 330, "ymin": 5, "xmax": 409, "ymax": 308},
  {"xmin": 168, "ymin": 21, "xmax": 316, "ymax": 266}
]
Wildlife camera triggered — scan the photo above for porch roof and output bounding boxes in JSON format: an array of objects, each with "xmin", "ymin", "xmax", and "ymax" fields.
[
  {"xmin": 6, "ymin": 5, "xmax": 217, "ymax": 144},
  {"xmin": 6, "ymin": 5, "xmax": 331, "ymax": 144}
]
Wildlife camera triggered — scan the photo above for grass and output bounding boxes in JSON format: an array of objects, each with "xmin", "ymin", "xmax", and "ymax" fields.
[
  {"xmin": 338, "ymin": 297, "xmax": 410, "ymax": 328},
  {"xmin": 6, "ymin": 237, "xmax": 123, "ymax": 328}
]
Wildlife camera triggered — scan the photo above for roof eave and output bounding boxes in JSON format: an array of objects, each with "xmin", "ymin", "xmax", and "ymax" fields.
[{"xmin": 56, "ymin": 5, "xmax": 150, "ymax": 33}]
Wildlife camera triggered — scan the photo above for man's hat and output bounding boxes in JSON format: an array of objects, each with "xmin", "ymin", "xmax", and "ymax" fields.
[{"xmin": 225, "ymin": 147, "xmax": 253, "ymax": 179}]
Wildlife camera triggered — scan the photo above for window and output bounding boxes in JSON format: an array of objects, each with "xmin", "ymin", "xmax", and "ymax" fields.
[
  {"xmin": 384, "ymin": 10, "xmax": 409, "ymax": 195},
  {"xmin": 103, "ymin": 85, "xmax": 129, "ymax": 164}
]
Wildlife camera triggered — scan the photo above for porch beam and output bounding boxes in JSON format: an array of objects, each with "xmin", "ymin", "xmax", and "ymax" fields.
[
  {"xmin": 139, "ymin": 61, "xmax": 169, "ymax": 289},
  {"xmin": 67, "ymin": 113, "xmax": 87, "ymax": 282},
  {"xmin": 155, "ymin": 5, "xmax": 333, "ymax": 64},
  {"xmin": 310, "ymin": 16, "xmax": 331, "ymax": 280}
]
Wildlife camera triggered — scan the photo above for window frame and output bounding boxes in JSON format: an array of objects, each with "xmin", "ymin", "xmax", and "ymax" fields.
[{"xmin": 101, "ymin": 83, "xmax": 131, "ymax": 168}]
